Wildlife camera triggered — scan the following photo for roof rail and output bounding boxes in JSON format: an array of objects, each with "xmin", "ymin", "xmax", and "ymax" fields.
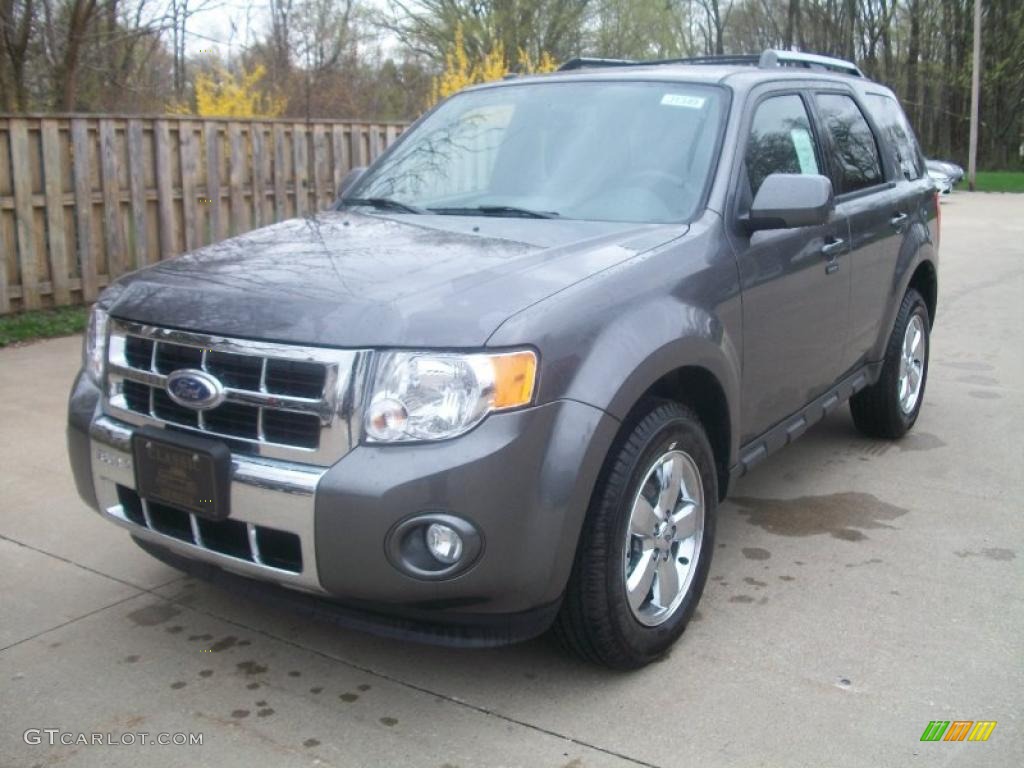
[
  {"xmin": 758, "ymin": 49, "xmax": 863, "ymax": 77},
  {"xmin": 558, "ymin": 57, "xmax": 637, "ymax": 71},
  {"xmin": 557, "ymin": 49, "xmax": 863, "ymax": 78}
]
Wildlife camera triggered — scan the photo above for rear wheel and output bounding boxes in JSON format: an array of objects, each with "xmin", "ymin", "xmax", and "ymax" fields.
[
  {"xmin": 850, "ymin": 288, "xmax": 930, "ymax": 439},
  {"xmin": 554, "ymin": 400, "xmax": 717, "ymax": 669}
]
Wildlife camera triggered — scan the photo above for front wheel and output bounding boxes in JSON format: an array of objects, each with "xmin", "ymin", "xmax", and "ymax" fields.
[
  {"xmin": 850, "ymin": 288, "xmax": 931, "ymax": 439},
  {"xmin": 554, "ymin": 400, "xmax": 717, "ymax": 669}
]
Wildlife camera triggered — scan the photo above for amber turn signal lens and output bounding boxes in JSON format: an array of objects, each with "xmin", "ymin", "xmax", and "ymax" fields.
[{"xmin": 490, "ymin": 350, "xmax": 537, "ymax": 410}]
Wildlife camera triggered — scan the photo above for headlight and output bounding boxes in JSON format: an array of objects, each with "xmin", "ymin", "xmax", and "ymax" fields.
[
  {"xmin": 83, "ymin": 306, "xmax": 109, "ymax": 385},
  {"xmin": 364, "ymin": 350, "xmax": 537, "ymax": 442}
]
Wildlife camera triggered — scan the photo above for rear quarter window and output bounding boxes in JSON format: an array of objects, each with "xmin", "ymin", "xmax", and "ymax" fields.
[{"xmin": 864, "ymin": 93, "xmax": 925, "ymax": 181}]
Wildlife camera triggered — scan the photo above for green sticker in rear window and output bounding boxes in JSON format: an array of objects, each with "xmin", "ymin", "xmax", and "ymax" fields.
[
  {"xmin": 660, "ymin": 94, "xmax": 706, "ymax": 109},
  {"xmin": 791, "ymin": 128, "xmax": 819, "ymax": 174}
]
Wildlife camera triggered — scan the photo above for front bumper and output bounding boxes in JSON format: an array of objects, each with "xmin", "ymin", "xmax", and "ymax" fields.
[{"xmin": 68, "ymin": 371, "xmax": 619, "ymax": 643}]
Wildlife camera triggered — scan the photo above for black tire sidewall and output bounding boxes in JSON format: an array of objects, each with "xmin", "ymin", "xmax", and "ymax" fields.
[
  {"xmin": 602, "ymin": 405, "xmax": 717, "ymax": 662},
  {"xmin": 889, "ymin": 293, "xmax": 931, "ymax": 432}
]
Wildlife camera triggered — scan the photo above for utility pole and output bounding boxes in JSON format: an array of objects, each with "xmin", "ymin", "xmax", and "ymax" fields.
[{"xmin": 968, "ymin": 0, "xmax": 981, "ymax": 191}]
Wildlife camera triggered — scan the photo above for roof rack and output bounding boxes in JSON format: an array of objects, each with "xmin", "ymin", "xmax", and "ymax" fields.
[
  {"xmin": 758, "ymin": 50, "xmax": 863, "ymax": 77},
  {"xmin": 557, "ymin": 49, "xmax": 863, "ymax": 78},
  {"xmin": 558, "ymin": 57, "xmax": 638, "ymax": 71}
]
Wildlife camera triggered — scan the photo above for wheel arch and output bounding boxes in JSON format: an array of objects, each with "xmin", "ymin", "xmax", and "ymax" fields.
[
  {"xmin": 640, "ymin": 366, "xmax": 733, "ymax": 501},
  {"xmin": 907, "ymin": 258, "xmax": 938, "ymax": 326},
  {"xmin": 604, "ymin": 351, "xmax": 737, "ymax": 502}
]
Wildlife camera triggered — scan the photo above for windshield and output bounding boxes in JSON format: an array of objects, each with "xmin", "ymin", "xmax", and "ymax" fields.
[{"xmin": 347, "ymin": 81, "xmax": 726, "ymax": 224}]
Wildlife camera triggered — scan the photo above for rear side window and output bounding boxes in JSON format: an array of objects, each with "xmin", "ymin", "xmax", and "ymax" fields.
[
  {"xmin": 814, "ymin": 93, "xmax": 884, "ymax": 194},
  {"xmin": 865, "ymin": 93, "xmax": 924, "ymax": 180},
  {"xmin": 746, "ymin": 94, "xmax": 821, "ymax": 196}
]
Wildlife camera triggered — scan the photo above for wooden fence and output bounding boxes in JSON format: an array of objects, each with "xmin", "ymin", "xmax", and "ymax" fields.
[{"xmin": 0, "ymin": 115, "xmax": 407, "ymax": 315}]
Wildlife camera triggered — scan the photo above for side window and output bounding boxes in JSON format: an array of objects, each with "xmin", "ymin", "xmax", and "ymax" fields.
[
  {"xmin": 814, "ymin": 93, "xmax": 884, "ymax": 194},
  {"xmin": 746, "ymin": 94, "xmax": 821, "ymax": 196},
  {"xmin": 865, "ymin": 93, "xmax": 924, "ymax": 181}
]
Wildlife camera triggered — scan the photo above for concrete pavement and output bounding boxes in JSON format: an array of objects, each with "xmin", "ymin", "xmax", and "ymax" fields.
[{"xmin": 1, "ymin": 192, "xmax": 1022, "ymax": 767}]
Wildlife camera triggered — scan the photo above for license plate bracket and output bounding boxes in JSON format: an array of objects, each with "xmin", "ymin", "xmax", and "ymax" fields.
[{"xmin": 131, "ymin": 427, "xmax": 231, "ymax": 521}]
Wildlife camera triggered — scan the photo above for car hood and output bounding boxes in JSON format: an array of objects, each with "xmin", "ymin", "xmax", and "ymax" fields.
[{"xmin": 103, "ymin": 211, "xmax": 685, "ymax": 348}]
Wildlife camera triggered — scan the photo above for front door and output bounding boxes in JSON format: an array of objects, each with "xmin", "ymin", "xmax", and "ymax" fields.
[{"xmin": 729, "ymin": 91, "xmax": 852, "ymax": 443}]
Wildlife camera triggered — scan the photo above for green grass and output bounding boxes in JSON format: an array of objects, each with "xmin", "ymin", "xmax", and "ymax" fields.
[
  {"xmin": 971, "ymin": 171, "xmax": 1024, "ymax": 193},
  {"xmin": 0, "ymin": 306, "xmax": 89, "ymax": 348}
]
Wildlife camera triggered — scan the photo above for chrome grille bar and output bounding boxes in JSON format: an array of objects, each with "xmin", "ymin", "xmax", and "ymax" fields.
[{"xmin": 103, "ymin": 319, "xmax": 371, "ymax": 466}]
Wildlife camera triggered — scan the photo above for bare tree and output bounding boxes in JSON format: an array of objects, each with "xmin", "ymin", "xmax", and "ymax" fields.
[{"xmin": 0, "ymin": 0, "xmax": 36, "ymax": 109}]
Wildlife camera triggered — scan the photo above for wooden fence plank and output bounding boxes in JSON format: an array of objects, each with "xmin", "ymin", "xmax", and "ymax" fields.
[
  {"xmin": 272, "ymin": 124, "xmax": 286, "ymax": 221},
  {"xmin": 70, "ymin": 119, "xmax": 97, "ymax": 301},
  {"xmin": 313, "ymin": 125, "xmax": 329, "ymax": 210},
  {"xmin": 204, "ymin": 120, "xmax": 222, "ymax": 242},
  {"xmin": 179, "ymin": 122, "xmax": 199, "ymax": 252},
  {"xmin": 41, "ymin": 120, "xmax": 70, "ymax": 306},
  {"xmin": 292, "ymin": 123, "xmax": 308, "ymax": 217},
  {"xmin": 251, "ymin": 124, "xmax": 266, "ymax": 228},
  {"xmin": 228, "ymin": 122, "xmax": 245, "ymax": 235},
  {"xmin": 126, "ymin": 119, "xmax": 149, "ymax": 268},
  {"xmin": 331, "ymin": 124, "xmax": 348, "ymax": 195},
  {"xmin": 353, "ymin": 124, "xmax": 369, "ymax": 167},
  {"xmin": 153, "ymin": 119, "xmax": 175, "ymax": 259},
  {"xmin": 369, "ymin": 124, "xmax": 382, "ymax": 161},
  {"xmin": 9, "ymin": 119, "xmax": 39, "ymax": 309},
  {"xmin": 98, "ymin": 119, "xmax": 126, "ymax": 279},
  {"xmin": 0, "ymin": 207, "xmax": 6, "ymax": 313}
]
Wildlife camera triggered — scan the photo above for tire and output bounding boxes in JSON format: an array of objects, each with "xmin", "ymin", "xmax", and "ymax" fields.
[
  {"xmin": 554, "ymin": 400, "xmax": 717, "ymax": 669},
  {"xmin": 850, "ymin": 288, "xmax": 930, "ymax": 439}
]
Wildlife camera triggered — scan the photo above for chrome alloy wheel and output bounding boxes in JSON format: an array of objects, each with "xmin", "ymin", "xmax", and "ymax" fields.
[
  {"xmin": 898, "ymin": 314, "xmax": 927, "ymax": 414},
  {"xmin": 623, "ymin": 449, "xmax": 705, "ymax": 627}
]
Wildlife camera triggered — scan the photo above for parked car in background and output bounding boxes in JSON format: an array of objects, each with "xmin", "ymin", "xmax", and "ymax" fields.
[
  {"xmin": 68, "ymin": 49, "xmax": 939, "ymax": 669},
  {"xmin": 926, "ymin": 159, "xmax": 964, "ymax": 194}
]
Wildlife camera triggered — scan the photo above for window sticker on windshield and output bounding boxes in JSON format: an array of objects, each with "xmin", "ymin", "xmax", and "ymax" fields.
[
  {"xmin": 660, "ymin": 94, "xmax": 706, "ymax": 109},
  {"xmin": 791, "ymin": 128, "xmax": 819, "ymax": 174}
]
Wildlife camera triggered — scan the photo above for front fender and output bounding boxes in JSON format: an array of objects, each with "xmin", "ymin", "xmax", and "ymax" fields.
[{"xmin": 488, "ymin": 215, "xmax": 742, "ymax": 469}]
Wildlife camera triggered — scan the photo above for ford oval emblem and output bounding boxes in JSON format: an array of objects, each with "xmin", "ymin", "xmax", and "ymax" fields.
[{"xmin": 166, "ymin": 369, "xmax": 226, "ymax": 410}]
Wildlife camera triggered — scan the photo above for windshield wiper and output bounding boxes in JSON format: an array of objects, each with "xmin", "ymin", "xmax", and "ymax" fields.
[
  {"xmin": 341, "ymin": 197, "xmax": 426, "ymax": 214},
  {"xmin": 427, "ymin": 204, "xmax": 560, "ymax": 219}
]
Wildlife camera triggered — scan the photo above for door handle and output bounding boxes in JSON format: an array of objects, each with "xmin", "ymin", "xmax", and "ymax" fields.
[
  {"xmin": 890, "ymin": 212, "xmax": 909, "ymax": 229},
  {"xmin": 821, "ymin": 237, "xmax": 845, "ymax": 258}
]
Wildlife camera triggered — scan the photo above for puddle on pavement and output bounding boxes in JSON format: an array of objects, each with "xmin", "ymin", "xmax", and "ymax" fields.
[
  {"xmin": 210, "ymin": 636, "xmax": 238, "ymax": 652},
  {"xmin": 126, "ymin": 603, "xmax": 181, "ymax": 626},
  {"xmin": 969, "ymin": 390, "xmax": 1001, "ymax": 400},
  {"xmin": 938, "ymin": 360, "xmax": 994, "ymax": 372},
  {"xmin": 732, "ymin": 492, "xmax": 907, "ymax": 541},
  {"xmin": 897, "ymin": 432, "xmax": 946, "ymax": 452},
  {"xmin": 955, "ymin": 548, "xmax": 1015, "ymax": 561},
  {"xmin": 956, "ymin": 374, "xmax": 999, "ymax": 386}
]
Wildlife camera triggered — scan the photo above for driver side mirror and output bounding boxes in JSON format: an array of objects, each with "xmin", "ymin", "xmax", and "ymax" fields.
[
  {"xmin": 337, "ymin": 166, "xmax": 366, "ymax": 199},
  {"xmin": 742, "ymin": 173, "xmax": 834, "ymax": 233}
]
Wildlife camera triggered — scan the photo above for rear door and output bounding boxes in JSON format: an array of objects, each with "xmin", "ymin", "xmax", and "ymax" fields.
[
  {"xmin": 861, "ymin": 91, "xmax": 936, "ymax": 357},
  {"xmin": 729, "ymin": 89, "xmax": 851, "ymax": 443},
  {"xmin": 811, "ymin": 91, "xmax": 899, "ymax": 372}
]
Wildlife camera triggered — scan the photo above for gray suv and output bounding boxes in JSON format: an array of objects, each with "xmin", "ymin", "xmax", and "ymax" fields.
[{"xmin": 67, "ymin": 50, "xmax": 938, "ymax": 668}]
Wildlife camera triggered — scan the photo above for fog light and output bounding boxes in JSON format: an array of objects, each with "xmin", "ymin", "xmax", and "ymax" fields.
[{"xmin": 425, "ymin": 523, "xmax": 463, "ymax": 565}]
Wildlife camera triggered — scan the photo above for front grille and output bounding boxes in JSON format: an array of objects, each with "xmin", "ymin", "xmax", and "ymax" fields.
[
  {"xmin": 115, "ymin": 485, "xmax": 303, "ymax": 573},
  {"xmin": 103, "ymin": 319, "xmax": 368, "ymax": 465}
]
